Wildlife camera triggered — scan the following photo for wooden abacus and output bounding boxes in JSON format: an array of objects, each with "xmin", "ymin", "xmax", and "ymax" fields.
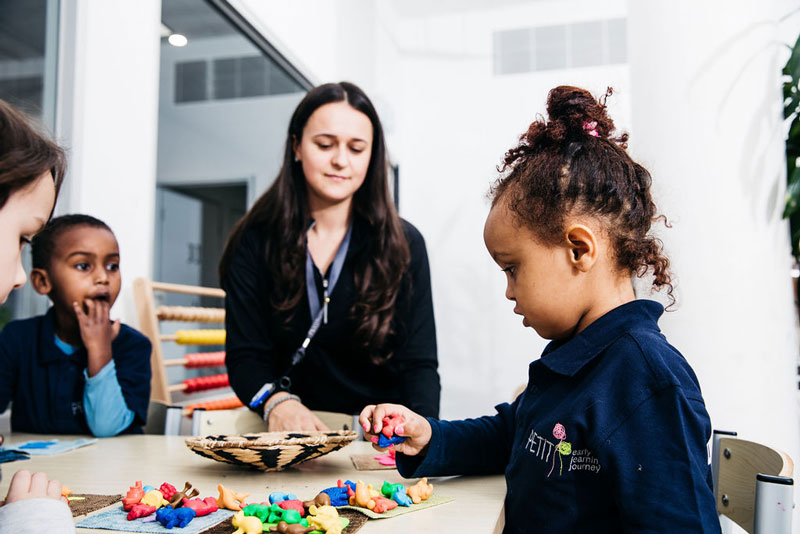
[{"xmin": 133, "ymin": 278, "xmax": 243, "ymax": 413}]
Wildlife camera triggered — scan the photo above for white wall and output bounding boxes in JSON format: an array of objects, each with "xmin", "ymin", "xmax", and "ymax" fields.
[
  {"xmin": 57, "ymin": 0, "xmax": 162, "ymax": 325},
  {"xmin": 627, "ymin": 0, "xmax": 800, "ymax": 530}
]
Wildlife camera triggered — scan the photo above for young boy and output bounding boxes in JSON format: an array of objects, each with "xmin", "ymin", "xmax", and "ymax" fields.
[{"xmin": 0, "ymin": 214, "xmax": 151, "ymax": 436}]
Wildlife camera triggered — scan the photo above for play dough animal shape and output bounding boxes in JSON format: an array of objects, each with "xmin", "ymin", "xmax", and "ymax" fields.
[
  {"xmin": 218, "ymin": 484, "xmax": 250, "ymax": 511},
  {"xmin": 371, "ymin": 496, "xmax": 398, "ymax": 513},
  {"xmin": 168, "ymin": 481, "xmax": 199, "ymax": 508},
  {"xmin": 302, "ymin": 493, "xmax": 331, "ymax": 509},
  {"xmin": 123, "ymin": 481, "xmax": 144, "ymax": 511},
  {"xmin": 306, "ymin": 513, "xmax": 342, "ymax": 534},
  {"xmin": 156, "ymin": 507, "xmax": 196, "ymax": 529},
  {"xmin": 232, "ymin": 511, "xmax": 263, "ymax": 534},
  {"xmin": 407, "ymin": 478, "xmax": 434, "ymax": 504},
  {"xmin": 127, "ymin": 503, "xmax": 157, "ymax": 520},
  {"xmin": 269, "ymin": 521, "xmax": 315, "ymax": 534},
  {"xmin": 182, "ymin": 497, "xmax": 219, "ymax": 516},
  {"xmin": 348, "ymin": 480, "xmax": 375, "ymax": 510},
  {"xmin": 140, "ymin": 489, "xmax": 169, "ymax": 508}
]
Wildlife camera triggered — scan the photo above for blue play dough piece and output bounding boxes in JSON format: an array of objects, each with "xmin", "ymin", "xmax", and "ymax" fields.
[
  {"xmin": 268, "ymin": 491, "xmax": 298, "ymax": 504},
  {"xmin": 377, "ymin": 433, "xmax": 406, "ymax": 448},
  {"xmin": 320, "ymin": 486, "xmax": 349, "ymax": 507},
  {"xmin": 392, "ymin": 489, "xmax": 412, "ymax": 507},
  {"xmin": 156, "ymin": 507, "xmax": 196, "ymax": 528},
  {"xmin": 18, "ymin": 441, "xmax": 57, "ymax": 449},
  {"xmin": 143, "ymin": 485, "xmax": 155, "ymax": 493}
]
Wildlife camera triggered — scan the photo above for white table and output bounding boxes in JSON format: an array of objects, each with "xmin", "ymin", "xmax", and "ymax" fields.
[{"xmin": 0, "ymin": 434, "xmax": 506, "ymax": 533}]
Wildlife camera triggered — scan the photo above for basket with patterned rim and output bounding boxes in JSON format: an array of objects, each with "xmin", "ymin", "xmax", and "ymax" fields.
[{"xmin": 185, "ymin": 430, "xmax": 359, "ymax": 471}]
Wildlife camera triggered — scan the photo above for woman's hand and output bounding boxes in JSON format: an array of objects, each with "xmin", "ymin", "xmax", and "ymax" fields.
[
  {"xmin": 359, "ymin": 403, "xmax": 432, "ymax": 456},
  {"xmin": 267, "ymin": 393, "xmax": 329, "ymax": 431},
  {"xmin": 1, "ymin": 470, "xmax": 66, "ymax": 507}
]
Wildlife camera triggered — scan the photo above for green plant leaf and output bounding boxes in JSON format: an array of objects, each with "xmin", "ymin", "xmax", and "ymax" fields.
[
  {"xmin": 784, "ymin": 167, "xmax": 800, "ymax": 218},
  {"xmin": 788, "ymin": 33, "xmax": 800, "ymax": 83}
]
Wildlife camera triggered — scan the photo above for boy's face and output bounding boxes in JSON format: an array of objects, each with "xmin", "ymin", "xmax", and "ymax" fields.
[
  {"xmin": 484, "ymin": 202, "xmax": 588, "ymax": 341},
  {"xmin": 33, "ymin": 225, "xmax": 121, "ymax": 312}
]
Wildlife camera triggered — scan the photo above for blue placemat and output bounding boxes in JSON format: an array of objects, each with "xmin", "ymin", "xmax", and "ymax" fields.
[
  {"xmin": 76, "ymin": 505, "xmax": 234, "ymax": 533},
  {"xmin": 11, "ymin": 438, "xmax": 97, "ymax": 455}
]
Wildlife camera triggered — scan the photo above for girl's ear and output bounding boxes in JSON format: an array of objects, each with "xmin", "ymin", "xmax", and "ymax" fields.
[
  {"xmin": 29, "ymin": 268, "xmax": 52, "ymax": 295},
  {"xmin": 564, "ymin": 224, "xmax": 598, "ymax": 272}
]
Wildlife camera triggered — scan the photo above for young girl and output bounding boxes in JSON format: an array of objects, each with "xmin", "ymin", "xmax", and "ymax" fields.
[
  {"xmin": 0, "ymin": 99, "xmax": 74, "ymax": 532},
  {"xmin": 360, "ymin": 86, "xmax": 720, "ymax": 532},
  {"xmin": 220, "ymin": 82, "xmax": 439, "ymax": 431}
]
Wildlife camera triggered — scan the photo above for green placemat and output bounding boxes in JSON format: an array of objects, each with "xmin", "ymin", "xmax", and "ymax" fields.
[{"xmin": 338, "ymin": 493, "xmax": 454, "ymax": 519}]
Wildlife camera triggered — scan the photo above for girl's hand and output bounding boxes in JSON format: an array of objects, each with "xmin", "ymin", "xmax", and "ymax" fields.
[
  {"xmin": 359, "ymin": 403, "xmax": 432, "ymax": 456},
  {"xmin": 73, "ymin": 299, "xmax": 120, "ymax": 377},
  {"xmin": 1, "ymin": 470, "xmax": 66, "ymax": 507},
  {"xmin": 267, "ymin": 394, "xmax": 329, "ymax": 431}
]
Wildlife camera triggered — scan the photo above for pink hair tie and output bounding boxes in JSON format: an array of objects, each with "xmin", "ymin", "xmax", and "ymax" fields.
[{"xmin": 582, "ymin": 120, "xmax": 599, "ymax": 137}]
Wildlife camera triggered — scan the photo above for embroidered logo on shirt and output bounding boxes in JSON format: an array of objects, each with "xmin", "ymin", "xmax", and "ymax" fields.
[
  {"xmin": 71, "ymin": 401, "xmax": 84, "ymax": 416},
  {"xmin": 525, "ymin": 423, "xmax": 601, "ymax": 477}
]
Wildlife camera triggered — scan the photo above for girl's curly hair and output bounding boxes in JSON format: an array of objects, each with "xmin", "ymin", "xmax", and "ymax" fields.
[{"xmin": 491, "ymin": 85, "xmax": 674, "ymax": 305}]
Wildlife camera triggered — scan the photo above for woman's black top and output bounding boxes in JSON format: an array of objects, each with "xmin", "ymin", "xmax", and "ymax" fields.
[{"xmin": 223, "ymin": 216, "xmax": 440, "ymax": 418}]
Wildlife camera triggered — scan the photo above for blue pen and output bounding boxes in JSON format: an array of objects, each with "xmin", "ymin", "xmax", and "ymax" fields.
[{"xmin": 249, "ymin": 382, "xmax": 274, "ymax": 409}]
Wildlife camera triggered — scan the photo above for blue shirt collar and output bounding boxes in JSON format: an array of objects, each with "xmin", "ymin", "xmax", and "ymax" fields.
[
  {"xmin": 39, "ymin": 308, "xmax": 85, "ymax": 364},
  {"xmin": 538, "ymin": 299, "xmax": 664, "ymax": 376}
]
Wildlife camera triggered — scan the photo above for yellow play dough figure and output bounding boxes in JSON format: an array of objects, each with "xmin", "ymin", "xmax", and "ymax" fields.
[
  {"xmin": 407, "ymin": 478, "xmax": 434, "ymax": 504},
  {"xmin": 306, "ymin": 512, "xmax": 342, "ymax": 534},
  {"xmin": 232, "ymin": 510, "xmax": 263, "ymax": 534},
  {"xmin": 140, "ymin": 489, "xmax": 169, "ymax": 508},
  {"xmin": 217, "ymin": 484, "xmax": 250, "ymax": 511}
]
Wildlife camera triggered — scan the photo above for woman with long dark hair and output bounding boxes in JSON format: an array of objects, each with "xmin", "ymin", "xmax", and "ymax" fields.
[{"xmin": 220, "ymin": 82, "xmax": 440, "ymax": 431}]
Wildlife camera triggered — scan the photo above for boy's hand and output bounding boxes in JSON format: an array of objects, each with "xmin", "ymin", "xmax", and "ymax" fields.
[
  {"xmin": 73, "ymin": 299, "xmax": 121, "ymax": 377},
  {"xmin": 1, "ymin": 470, "xmax": 66, "ymax": 507},
  {"xmin": 359, "ymin": 403, "xmax": 432, "ymax": 456}
]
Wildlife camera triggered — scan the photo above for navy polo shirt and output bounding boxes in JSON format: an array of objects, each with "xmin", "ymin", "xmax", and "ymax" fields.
[
  {"xmin": 0, "ymin": 308, "xmax": 152, "ymax": 434},
  {"xmin": 397, "ymin": 300, "xmax": 720, "ymax": 533}
]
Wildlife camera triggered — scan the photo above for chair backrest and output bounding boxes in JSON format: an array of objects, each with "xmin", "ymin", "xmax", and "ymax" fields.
[{"xmin": 712, "ymin": 430, "xmax": 794, "ymax": 533}]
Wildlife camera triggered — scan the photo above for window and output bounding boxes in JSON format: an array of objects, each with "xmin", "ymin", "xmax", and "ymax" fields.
[{"xmin": 494, "ymin": 18, "xmax": 628, "ymax": 75}]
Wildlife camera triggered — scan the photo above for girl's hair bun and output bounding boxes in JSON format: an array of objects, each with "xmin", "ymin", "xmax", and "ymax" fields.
[{"xmin": 523, "ymin": 85, "xmax": 626, "ymax": 149}]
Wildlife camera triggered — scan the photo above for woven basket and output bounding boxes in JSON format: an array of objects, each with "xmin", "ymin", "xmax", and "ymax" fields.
[{"xmin": 185, "ymin": 430, "xmax": 358, "ymax": 471}]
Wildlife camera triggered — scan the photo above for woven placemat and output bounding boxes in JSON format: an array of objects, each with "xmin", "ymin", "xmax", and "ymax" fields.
[
  {"xmin": 69, "ymin": 494, "xmax": 122, "ymax": 516},
  {"xmin": 339, "ymin": 493, "xmax": 454, "ymax": 519},
  {"xmin": 198, "ymin": 510, "xmax": 367, "ymax": 534},
  {"xmin": 350, "ymin": 454, "xmax": 395, "ymax": 471}
]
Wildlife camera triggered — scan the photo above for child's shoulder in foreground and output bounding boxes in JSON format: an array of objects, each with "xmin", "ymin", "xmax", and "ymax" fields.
[{"xmin": 599, "ymin": 299, "xmax": 703, "ymax": 398}]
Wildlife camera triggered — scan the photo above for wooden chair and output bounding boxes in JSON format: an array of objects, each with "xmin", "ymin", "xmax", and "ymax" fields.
[{"xmin": 711, "ymin": 429, "xmax": 794, "ymax": 533}]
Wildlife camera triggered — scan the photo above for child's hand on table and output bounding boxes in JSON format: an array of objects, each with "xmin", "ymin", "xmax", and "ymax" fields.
[
  {"xmin": 1, "ymin": 470, "xmax": 66, "ymax": 506},
  {"xmin": 359, "ymin": 403, "xmax": 432, "ymax": 456},
  {"xmin": 73, "ymin": 298, "xmax": 120, "ymax": 377}
]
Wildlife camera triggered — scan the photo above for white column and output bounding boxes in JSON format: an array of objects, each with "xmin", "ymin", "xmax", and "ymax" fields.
[
  {"xmin": 628, "ymin": 2, "xmax": 800, "ymax": 530},
  {"xmin": 57, "ymin": 0, "xmax": 162, "ymax": 325}
]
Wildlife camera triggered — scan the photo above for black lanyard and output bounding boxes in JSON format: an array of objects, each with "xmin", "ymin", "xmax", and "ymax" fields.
[
  {"xmin": 249, "ymin": 221, "xmax": 353, "ymax": 408},
  {"xmin": 282, "ymin": 222, "xmax": 353, "ymax": 386}
]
